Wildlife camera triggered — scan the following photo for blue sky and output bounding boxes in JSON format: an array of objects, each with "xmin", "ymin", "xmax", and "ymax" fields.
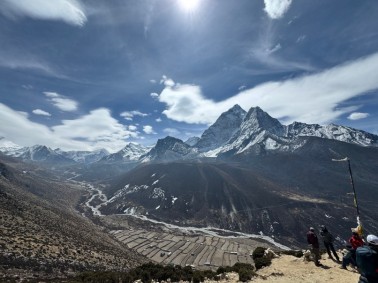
[{"xmin": 1, "ymin": 0, "xmax": 378, "ymax": 152}]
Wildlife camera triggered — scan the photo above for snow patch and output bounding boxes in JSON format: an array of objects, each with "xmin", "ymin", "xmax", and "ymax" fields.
[
  {"xmin": 151, "ymin": 187, "xmax": 165, "ymax": 199},
  {"xmin": 172, "ymin": 197, "xmax": 178, "ymax": 205},
  {"xmin": 124, "ymin": 207, "xmax": 137, "ymax": 215}
]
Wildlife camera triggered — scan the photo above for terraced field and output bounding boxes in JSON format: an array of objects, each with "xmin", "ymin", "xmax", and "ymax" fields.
[{"xmin": 110, "ymin": 229, "xmax": 272, "ymax": 270}]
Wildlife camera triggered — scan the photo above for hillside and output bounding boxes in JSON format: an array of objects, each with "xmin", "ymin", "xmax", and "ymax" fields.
[
  {"xmin": 0, "ymin": 156, "xmax": 146, "ymax": 281},
  {"xmin": 99, "ymin": 135, "xmax": 378, "ymax": 248}
]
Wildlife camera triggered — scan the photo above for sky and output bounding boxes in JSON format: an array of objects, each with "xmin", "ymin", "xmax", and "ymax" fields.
[{"xmin": 1, "ymin": 0, "xmax": 378, "ymax": 152}]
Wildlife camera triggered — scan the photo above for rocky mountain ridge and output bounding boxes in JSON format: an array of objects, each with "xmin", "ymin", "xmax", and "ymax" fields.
[
  {"xmin": 147, "ymin": 106, "xmax": 378, "ymax": 161},
  {"xmin": 1, "ymin": 105, "xmax": 377, "ymax": 164}
]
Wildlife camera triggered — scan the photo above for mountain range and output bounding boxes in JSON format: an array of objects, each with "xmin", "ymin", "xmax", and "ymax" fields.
[
  {"xmin": 1, "ymin": 105, "xmax": 378, "ymax": 258},
  {"xmin": 1, "ymin": 105, "xmax": 377, "ymax": 165}
]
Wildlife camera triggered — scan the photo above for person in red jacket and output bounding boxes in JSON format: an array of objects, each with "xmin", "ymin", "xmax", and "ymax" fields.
[
  {"xmin": 350, "ymin": 232, "xmax": 364, "ymax": 249},
  {"xmin": 307, "ymin": 227, "xmax": 321, "ymax": 266},
  {"xmin": 341, "ymin": 230, "xmax": 364, "ymax": 269}
]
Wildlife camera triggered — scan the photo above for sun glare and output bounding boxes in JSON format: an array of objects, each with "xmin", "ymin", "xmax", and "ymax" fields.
[{"xmin": 178, "ymin": 0, "xmax": 200, "ymax": 13}]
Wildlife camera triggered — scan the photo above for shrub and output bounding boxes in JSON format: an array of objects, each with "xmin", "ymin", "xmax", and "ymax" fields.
[
  {"xmin": 254, "ymin": 257, "xmax": 272, "ymax": 270},
  {"xmin": 252, "ymin": 247, "xmax": 266, "ymax": 260}
]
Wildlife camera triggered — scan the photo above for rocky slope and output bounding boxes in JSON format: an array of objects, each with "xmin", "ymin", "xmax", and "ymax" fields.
[{"xmin": 0, "ymin": 155, "xmax": 146, "ymax": 280}]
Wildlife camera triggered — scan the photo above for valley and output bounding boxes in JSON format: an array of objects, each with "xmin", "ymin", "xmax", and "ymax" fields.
[{"xmin": 1, "ymin": 105, "xmax": 378, "ymax": 280}]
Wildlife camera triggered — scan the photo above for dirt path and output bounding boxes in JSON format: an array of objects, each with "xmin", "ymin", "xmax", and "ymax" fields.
[{"xmin": 208, "ymin": 254, "xmax": 360, "ymax": 283}]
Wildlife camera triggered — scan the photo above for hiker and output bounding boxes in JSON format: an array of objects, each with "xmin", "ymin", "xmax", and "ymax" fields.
[
  {"xmin": 320, "ymin": 225, "xmax": 340, "ymax": 262},
  {"xmin": 341, "ymin": 230, "xmax": 364, "ymax": 269},
  {"xmin": 307, "ymin": 227, "xmax": 321, "ymax": 266},
  {"xmin": 356, "ymin": 234, "xmax": 378, "ymax": 283}
]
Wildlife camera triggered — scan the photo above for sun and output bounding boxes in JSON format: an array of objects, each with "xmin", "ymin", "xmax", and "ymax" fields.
[{"xmin": 178, "ymin": 0, "xmax": 200, "ymax": 13}]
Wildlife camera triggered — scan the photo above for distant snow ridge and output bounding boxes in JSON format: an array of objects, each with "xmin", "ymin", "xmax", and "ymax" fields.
[
  {"xmin": 0, "ymin": 137, "xmax": 23, "ymax": 154},
  {"xmin": 199, "ymin": 105, "xmax": 378, "ymax": 157},
  {"xmin": 55, "ymin": 148, "xmax": 109, "ymax": 163},
  {"xmin": 286, "ymin": 122, "xmax": 378, "ymax": 147},
  {"xmin": 1, "ymin": 105, "xmax": 377, "ymax": 164},
  {"xmin": 101, "ymin": 142, "xmax": 150, "ymax": 162}
]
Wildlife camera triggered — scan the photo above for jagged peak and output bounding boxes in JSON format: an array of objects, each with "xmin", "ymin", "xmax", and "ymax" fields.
[{"xmin": 242, "ymin": 106, "xmax": 284, "ymax": 134}]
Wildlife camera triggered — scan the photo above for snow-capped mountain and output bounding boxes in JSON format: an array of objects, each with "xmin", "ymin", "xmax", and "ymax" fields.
[
  {"xmin": 0, "ymin": 138, "xmax": 108, "ymax": 164},
  {"xmin": 195, "ymin": 104, "xmax": 246, "ymax": 151},
  {"xmin": 286, "ymin": 122, "xmax": 378, "ymax": 147},
  {"xmin": 0, "ymin": 137, "xmax": 23, "ymax": 155},
  {"xmin": 141, "ymin": 136, "xmax": 196, "ymax": 162},
  {"xmin": 14, "ymin": 145, "xmax": 73, "ymax": 163},
  {"xmin": 55, "ymin": 148, "xmax": 109, "ymax": 164},
  {"xmin": 201, "ymin": 106, "xmax": 378, "ymax": 157},
  {"xmin": 101, "ymin": 143, "xmax": 150, "ymax": 162},
  {"xmin": 2, "ymin": 105, "xmax": 377, "ymax": 164}
]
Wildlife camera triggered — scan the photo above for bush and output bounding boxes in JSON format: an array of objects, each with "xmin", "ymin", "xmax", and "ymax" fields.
[
  {"xmin": 216, "ymin": 262, "xmax": 256, "ymax": 282},
  {"xmin": 254, "ymin": 257, "xmax": 272, "ymax": 270},
  {"xmin": 252, "ymin": 247, "xmax": 266, "ymax": 260}
]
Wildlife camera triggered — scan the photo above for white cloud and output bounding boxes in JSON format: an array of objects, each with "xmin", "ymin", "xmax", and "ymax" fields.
[
  {"xmin": 159, "ymin": 83, "xmax": 216, "ymax": 124},
  {"xmin": 43, "ymin": 91, "xmax": 78, "ymax": 112},
  {"xmin": 238, "ymin": 85, "xmax": 246, "ymax": 91},
  {"xmin": 150, "ymin": 79, "xmax": 157, "ymax": 84},
  {"xmin": 155, "ymin": 118, "xmax": 162, "ymax": 122},
  {"xmin": 120, "ymin": 110, "xmax": 148, "ymax": 121},
  {"xmin": 347, "ymin": 112, "xmax": 370, "ymax": 120},
  {"xmin": 143, "ymin": 125, "xmax": 156, "ymax": 134},
  {"xmin": 163, "ymin": 128, "xmax": 180, "ymax": 136},
  {"xmin": 128, "ymin": 125, "xmax": 138, "ymax": 131},
  {"xmin": 0, "ymin": 0, "xmax": 87, "ymax": 26},
  {"xmin": 0, "ymin": 103, "xmax": 138, "ymax": 152},
  {"xmin": 150, "ymin": 92, "xmax": 159, "ymax": 99},
  {"xmin": 264, "ymin": 0, "xmax": 292, "ymax": 19},
  {"xmin": 32, "ymin": 109, "xmax": 51, "ymax": 116},
  {"xmin": 160, "ymin": 75, "xmax": 175, "ymax": 87},
  {"xmin": 157, "ymin": 52, "xmax": 378, "ymax": 125}
]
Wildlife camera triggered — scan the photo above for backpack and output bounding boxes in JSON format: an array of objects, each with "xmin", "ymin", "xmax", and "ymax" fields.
[{"xmin": 356, "ymin": 246, "xmax": 378, "ymax": 280}]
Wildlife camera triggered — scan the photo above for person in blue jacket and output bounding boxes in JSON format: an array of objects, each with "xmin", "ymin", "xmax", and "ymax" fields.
[{"xmin": 356, "ymin": 234, "xmax": 378, "ymax": 283}]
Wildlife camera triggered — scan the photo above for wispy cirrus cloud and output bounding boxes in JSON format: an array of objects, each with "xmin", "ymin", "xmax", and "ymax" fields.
[
  {"xmin": 120, "ymin": 110, "xmax": 148, "ymax": 121},
  {"xmin": 264, "ymin": 0, "xmax": 293, "ymax": 20},
  {"xmin": 32, "ymin": 109, "xmax": 51, "ymax": 116},
  {"xmin": 0, "ymin": 0, "xmax": 87, "ymax": 26},
  {"xmin": 44, "ymin": 92, "xmax": 78, "ymax": 112},
  {"xmin": 0, "ymin": 51, "xmax": 66, "ymax": 78},
  {"xmin": 347, "ymin": 112, "xmax": 370, "ymax": 120},
  {"xmin": 157, "ymin": 52, "xmax": 378, "ymax": 125}
]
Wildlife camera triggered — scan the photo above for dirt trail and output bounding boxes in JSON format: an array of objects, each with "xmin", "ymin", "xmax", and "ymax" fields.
[{"xmin": 205, "ymin": 255, "xmax": 360, "ymax": 283}]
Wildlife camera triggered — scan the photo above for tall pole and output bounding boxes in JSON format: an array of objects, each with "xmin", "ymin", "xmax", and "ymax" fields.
[
  {"xmin": 332, "ymin": 157, "xmax": 360, "ymax": 218},
  {"xmin": 346, "ymin": 159, "xmax": 360, "ymax": 217}
]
